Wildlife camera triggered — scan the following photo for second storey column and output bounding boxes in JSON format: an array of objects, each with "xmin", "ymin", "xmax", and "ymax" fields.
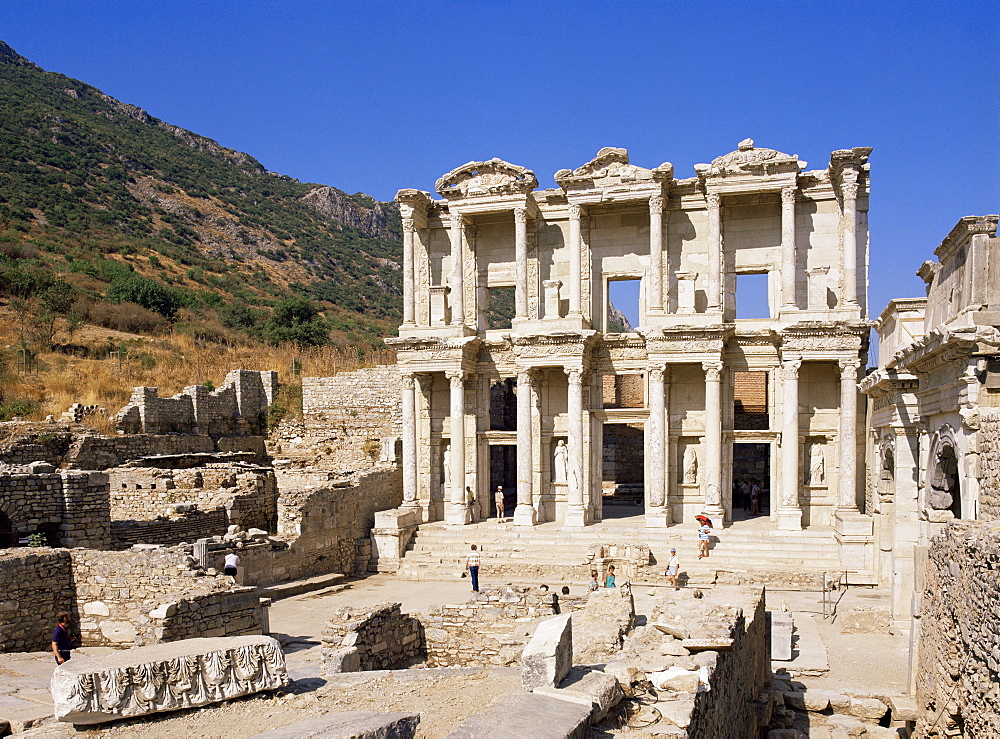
[
  {"xmin": 402, "ymin": 219, "xmax": 416, "ymax": 326},
  {"xmin": 568, "ymin": 204, "xmax": 583, "ymax": 316},
  {"xmin": 648, "ymin": 195, "xmax": 664, "ymax": 314},
  {"xmin": 706, "ymin": 193, "xmax": 722, "ymax": 312},
  {"xmin": 514, "ymin": 207, "xmax": 529, "ymax": 321},
  {"xmin": 780, "ymin": 186, "xmax": 798, "ymax": 311},
  {"xmin": 841, "ymin": 182, "xmax": 859, "ymax": 309},
  {"xmin": 448, "ymin": 212, "xmax": 465, "ymax": 326}
]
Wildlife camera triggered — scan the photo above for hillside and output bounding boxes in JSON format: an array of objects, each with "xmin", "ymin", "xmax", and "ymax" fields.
[{"xmin": 0, "ymin": 40, "xmax": 403, "ymax": 348}]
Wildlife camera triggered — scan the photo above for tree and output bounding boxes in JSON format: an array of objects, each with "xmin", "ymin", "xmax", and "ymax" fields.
[
  {"xmin": 105, "ymin": 276, "xmax": 179, "ymax": 318},
  {"xmin": 262, "ymin": 297, "xmax": 331, "ymax": 347}
]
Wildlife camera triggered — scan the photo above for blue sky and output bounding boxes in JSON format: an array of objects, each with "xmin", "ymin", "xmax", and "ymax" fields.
[{"xmin": 2, "ymin": 1, "xmax": 997, "ymax": 322}]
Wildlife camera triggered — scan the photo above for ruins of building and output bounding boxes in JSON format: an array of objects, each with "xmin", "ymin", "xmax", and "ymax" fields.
[{"xmin": 388, "ymin": 141, "xmax": 873, "ymax": 560}]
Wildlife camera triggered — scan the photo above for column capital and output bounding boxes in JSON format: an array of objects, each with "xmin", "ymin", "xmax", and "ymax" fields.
[
  {"xmin": 402, "ymin": 217, "xmax": 416, "ymax": 231},
  {"xmin": 838, "ymin": 358, "xmax": 861, "ymax": 378},
  {"xmin": 401, "ymin": 372, "xmax": 416, "ymax": 390},
  {"xmin": 841, "ymin": 182, "xmax": 859, "ymax": 200},
  {"xmin": 780, "ymin": 358, "xmax": 802, "ymax": 380},
  {"xmin": 568, "ymin": 203, "xmax": 583, "ymax": 219},
  {"xmin": 513, "ymin": 206, "xmax": 528, "ymax": 224},
  {"xmin": 449, "ymin": 211, "xmax": 465, "ymax": 229},
  {"xmin": 706, "ymin": 192, "xmax": 721, "ymax": 208},
  {"xmin": 647, "ymin": 364, "xmax": 667, "ymax": 383},
  {"xmin": 564, "ymin": 367, "xmax": 584, "ymax": 384},
  {"xmin": 446, "ymin": 370, "xmax": 466, "ymax": 385},
  {"xmin": 701, "ymin": 360, "xmax": 724, "ymax": 382},
  {"xmin": 649, "ymin": 194, "xmax": 664, "ymax": 213},
  {"xmin": 516, "ymin": 368, "xmax": 536, "ymax": 385},
  {"xmin": 781, "ymin": 186, "xmax": 797, "ymax": 204}
]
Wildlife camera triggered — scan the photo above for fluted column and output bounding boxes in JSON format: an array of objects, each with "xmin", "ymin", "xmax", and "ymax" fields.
[
  {"xmin": 841, "ymin": 182, "xmax": 859, "ymax": 308},
  {"xmin": 838, "ymin": 358, "xmax": 861, "ymax": 510},
  {"xmin": 648, "ymin": 195, "xmax": 664, "ymax": 314},
  {"xmin": 780, "ymin": 186, "xmax": 798, "ymax": 310},
  {"xmin": 514, "ymin": 369, "xmax": 536, "ymax": 526},
  {"xmin": 778, "ymin": 359, "xmax": 803, "ymax": 530},
  {"xmin": 568, "ymin": 204, "xmax": 583, "ymax": 316},
  {"xmin": 401, "ymin": 218, "xmax": 416, "ymax": 326},
  {"xmin": 445, "ymin": 370, "xmax": 469, "ymax": 525},
  {"xmin": 706, "ymin": 193, "xmax": 722, "ymax": 311},
  {"xmin": 564, "ymin": 367, "xmax": 587, "ymax": 527},
  {"xmin": 702, "ymin": 361, "xmax": 725, "ymax": 518},
  {"xmin": 448, "ymin": 212, "xmax": 465, "ymax": 326},
  {"xmin": 514, "ymin": 207, "xmax": 529, "ymax": 321},
  {"xmin": 401, "ymin": 373, "xmax": 418, "ymax": 509},
  {"xmin": 645, "ymin": 365, "xmax": 671, "ymax": 527}
]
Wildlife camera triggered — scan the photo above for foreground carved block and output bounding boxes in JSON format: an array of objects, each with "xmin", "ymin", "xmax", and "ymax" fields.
[{"xmin": 51, "ymin": 635, "xmax": 288, "ymax": 724}]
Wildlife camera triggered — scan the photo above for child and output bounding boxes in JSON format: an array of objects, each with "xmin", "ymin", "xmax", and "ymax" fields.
[
  {"xmin": 587, "ymin": 570, "xmax": 600, "ymax": 593},
  {"xmin": 605, "ymin": 564, "xmax": 616, "ymax": 588}
]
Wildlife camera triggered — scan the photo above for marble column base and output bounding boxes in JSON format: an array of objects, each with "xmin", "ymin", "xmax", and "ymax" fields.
[
  {"xmin": 702, "ymin": 503, "xmax": 725, "ymax": 519},
  {"xmin": 563, "ymin": 504, "xmax": 588, "ymax": 528},
  {"xmin": 777, "ymin": 508, "xmax": 803, "ymax": 531},
  {"xmin": 644, "ymin": 508, "xmax": 672, "ymax": 529},
  {"xmin": 444, "ymin": 503, "xmax": 470, "ymax": 526},
  {"xmin": 513, "ymin": 504, "xmax": 537, "ymax": 527}
]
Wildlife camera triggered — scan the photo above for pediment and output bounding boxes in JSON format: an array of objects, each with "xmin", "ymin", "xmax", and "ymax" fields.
[
  {"xmin": 695, "ymin": 139, "xmax": 803, "ymax": 178},
  {"xmin": 555, "ymin": 147, "xmax": 672, "ymax": 189},
  {"xmin": 435, "ymin": 158, "xmax": 538, "ymax": 199}
]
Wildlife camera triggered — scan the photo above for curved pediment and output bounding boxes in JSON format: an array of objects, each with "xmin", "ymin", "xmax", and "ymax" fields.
[
  {"xmin": 695, "ymin": 139, "xmax": 803, "ymax": 178},
  {"xmin": 555, "ymin": 147, "xmax": 673, "ymax": 189},
  {"xmin": 435, "ymin": 158, "xmax": 538, "ymax": 199}
]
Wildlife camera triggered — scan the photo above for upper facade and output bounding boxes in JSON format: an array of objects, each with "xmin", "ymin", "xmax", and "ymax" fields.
[{"xmin": 393, "ymin": 140, "xmax": 872, "ymax": 342}]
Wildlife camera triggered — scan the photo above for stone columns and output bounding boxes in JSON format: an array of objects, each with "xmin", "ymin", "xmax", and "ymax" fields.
[
  {"xmin": 838, "ymin": 358, "xmax": 861, "ymax": 511},
  {"xmin": 514, "ymin": 207, "xmax": 529, "ymax": 320},
  {"xmin": 564, "ymin": 367, "xmax": 587, "ymax": 527},
  {"xmin": 646, "ymin": 365, "xmax": 671, "ymax": 527},
  {"xmin": 780, "ymin": 186, "xmax": 797, "ymax": 310},
  {"xmin": 778, "ymin": 359, "xmax": 803, "ymax": 530},
  {"xmin": 648, "ymin": 195, "xmax": 664, "ymax": 314},
  {"xmin": 702, "ymin": 361, "xmax": 725, "ymax": 518},
  {"xmin": 401, "ymin": 218, "xmax": 416, "ymax": 326},
  {"xmin": 514, "ymin": 369, "xmax": 536, "ymax": 526},
  {"xmin": 401, "ymin": 373, "xmax": 418, "ymax": 510},
  {"xmin": 706, "ymin": 193, "xmax": 722, "ymax": 311},
  {"xmin": 448, "ymin": 212, "xmax": 465, "ymax": 326},
  {"xmin": 568, "ymin": 204, "xmax": 583, "ymax": 316},
  {"xmin": 840, "ymin": 182, "xmax": 859, "ymax": 308},
  {"xmin": 445, "ymin": 370, "xmax": 469, "ymax": 525}
]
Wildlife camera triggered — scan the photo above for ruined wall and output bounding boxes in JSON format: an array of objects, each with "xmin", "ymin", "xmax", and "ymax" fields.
[
  {"xmin": 112, "ymin": 509, "xmax": 230, "ymax": 548},
  {"xmin": 70, "ymin": 548, "xmax": 260, "ymax": 647},
  {"xmin": 914, "ymin": 521, "xmax": 1000, "ymax": 737},
  {"xmin": 298, "ymin": 366, "xmax": 402, "ymax": 470},
  {"xmin": 0, "ymin": 549, "xmax": 74, "ymax": 652},
  {"xmin": 322, "ymin": 602, "xmax": 424, "ymax": 671},
  {"xmin": 978, "ymin": 410, "xmax": 1000, "ymax": 521},
  {"xmin": 207, "ymin": 467, "xmax": 402, "ymax": 585},
  {"xmin": 0, "ymin": 427, "xmax": 75, "ymax": 465},
  {"xmin": 0, "ymin": 470, "xmax": 111, "ymax": 549},
  {"xmin": 115, "ymin": 369, "xmax": 277, "ymax": 437}
]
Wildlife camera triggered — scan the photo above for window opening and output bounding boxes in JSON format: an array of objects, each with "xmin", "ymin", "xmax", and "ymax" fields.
[
  {"xmin": 607, "ymin": 279, "xmax": 640, "ymax": 332},
  {"xmin": 735, "ymin": 273, "xmax": 770, "ymax": 319},
  {"xmin": 489, "ymin": 378, "xmax": 517, "ymax": 431},
  {"xmin": 487, "ymin": 287, "xmax": 515, "ymax": 330}
]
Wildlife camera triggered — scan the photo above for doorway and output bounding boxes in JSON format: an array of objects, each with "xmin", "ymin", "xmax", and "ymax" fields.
[
  {"xmin": 0, "ymin": 511, "xmax": 12, "ymax": 548},
  {"xmin": 489, "ymin": 445, "xmax": 516, "ymax": 519},
  {"xmin": 602, "ymin": 422, "xmax": 644, "ymax": 517},
  {"xmin": 731, "ymin": 442, "xmax": 771, "ymax": 519}
]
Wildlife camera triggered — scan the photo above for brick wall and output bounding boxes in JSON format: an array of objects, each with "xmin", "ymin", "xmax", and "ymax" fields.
[
  {"xmin": 914, "ymin": 521, "xmax": 1000, "ymax": 736},
  {"xmin": 112, "ymin": 509, "xmax": 230, "ymax": 548}
]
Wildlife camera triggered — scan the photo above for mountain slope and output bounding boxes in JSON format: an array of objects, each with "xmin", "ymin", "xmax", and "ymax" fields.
[{"xmin": 0, "ymin": 40, "xmax": 402, "ymax": 346}]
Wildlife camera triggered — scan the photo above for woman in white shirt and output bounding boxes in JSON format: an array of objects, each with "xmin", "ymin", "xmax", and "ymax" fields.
[{"xmin": 224, "ymin": 551, "xmax": 240, "ymax": 578}]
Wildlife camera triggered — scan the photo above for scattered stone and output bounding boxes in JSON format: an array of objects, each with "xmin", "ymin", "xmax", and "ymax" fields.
[
  {"xmin": 323, "ymin": 646, "xmax": 360, "ymax": 674},
  {"xmin": 770, "ymin": 611, "xmax": 794, "ymax": 660},
  {"xmin": 651, "ymin": 621, "xmax": 690, "ymax": 640},
  {"xmin": 254, "ymin": 711, "xmax": 419, "ymax": 738},
  {"xmin": 521, "ymin": 613, "xmax": 572, "ymax": 691},
  {"xmin": 825, "ymin": 714, "xmax": 870, "ymax": 736},
  {"xmin": 448, "ymin": 691, "xmax": 591, "ymax": 738},
  {"xmin": 649, "ymin": 666, "xmax": 701, "ymax": 694},
  {"xmin": 655, "ymin": 693, "xmax": 696, "ymax": 729},
  {"xmin": 848, "ymin": 695, "xmax": 888, "ymax": 720},
  {"xmin": 534, "ymin": 667, "xmax": 622, "ymax": 721},
  {"xmin": 658, "ymin": 637, "xmax": 690, "ymax": 656}
]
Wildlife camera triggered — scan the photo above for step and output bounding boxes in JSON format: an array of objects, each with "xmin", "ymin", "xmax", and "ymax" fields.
[{"xmin": 256, "ymin": 572, "xmax": 345, "ymax": 601}]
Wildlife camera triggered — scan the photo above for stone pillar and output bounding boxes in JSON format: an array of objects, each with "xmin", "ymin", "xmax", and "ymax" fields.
[
  {"xmin": 514, "ymin": 370, "xmax": 537, "ymax": 526},
  {"xmin": 706, "ymin": 193, "xmax": 722, "ymax": 312},
  {"xmin": 568, "ymin": 204, "xmax": 583, "ymax": 316},
  {"xmin": 646, "ymin": 365, "xmax": 671, "ymax": 527},
  {"xmin": 841, "ymin": 182, "xmax": 859, "ymax": 308},
  {"xmin": 778, "ymin": 359, "xmax": 803, "ymax": 530},
  {"xmin": 780, "ymin": 186, "xmax": 798, "ymax": 310},
  {"xmin": 514, "ymin": 207, "xmax": 529, "ymax": 320},
  {"xmin": 448, "ymin": 212, "xmax": 465, "ymax": 326},
  {"xmin": 445, "ymin": 370, "xmax": 469, "ymax": 525},
  {"xmin": 543, "ymin": 280, "xmax": 562, "ymax": 319},
  {"xmin": 402, "ymin": 218, "xmax": 416, "ymax": 326},
  {"xmin": 401, "ymin": 373, "xmax": 418, "ymax": 511},
  {"xmin": 676, "ymin": 271, "xmax": 696, "ymax": 314},
  {"xmin": 648, "ymin": 195, "xmax": 664, "ymax": 314},
  {"xmin": 702, "ymin": 361, "xmax": 725, "ymax": 518},
  {"xmin": 564, "ymin": 367, "xmax": 587, "ymax": 527},
  {"xmin": 838, "ymin": 358, "xmax": 861, "ymax": 510},
  {"xmin": 806, "ymin": 266, "xmax": 830, "ymax": 311}
]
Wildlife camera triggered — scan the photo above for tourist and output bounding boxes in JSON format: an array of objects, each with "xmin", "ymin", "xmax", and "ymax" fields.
[
  {"xmin": 51, "ymin": 612, "xmax": 73, "ymax": 665},
  {"xmin": 561, "ymin": 586, "xmax": 570, "ymax": 595},
  {"xmin": 665, "ymin": 547, "xmax": 680, "ymax": 588},
  {"xmin": 466, "ymin": 544, "xmax": 480, "ymax": 592},
  {"xmin": 697, "ymin": 522, "xmax": 711, "ymax": 559},
  {"xmin": 224, "ymin": 550, "xmax": 240, "ymax": 580},
  {"xmin": 495, "ymin": 485, "xmax": 505, "ymax": 523},
  {"xmin": 605, "ymin": 564, "xmax": 616, "ymax": 588},
  {"xmin": 465, "ymin": 485, "xmax": 475, "ymax": 514},
  {"xmin": 587, "ymin": 570, "xmax": 600, "ymax": 593},
  {"xmin": 750, "ymin": 480, "xmax": 761, "ymax": 515},
  {"xmin": 741, "ymin": 478, "xmax": 751, "ymax": 511}
]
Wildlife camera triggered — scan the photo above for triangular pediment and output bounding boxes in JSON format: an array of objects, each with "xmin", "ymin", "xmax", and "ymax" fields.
[
  {"xmin": 695, "ymin": 139, "xmax": 802, "ymax": 178},
  {"xmin": 435, "ymin": 158, "xmax": 538, "ymax": 199},
  {"xmin": 555, "ymin": 147, "xmax": 673, "ymax": 189}
]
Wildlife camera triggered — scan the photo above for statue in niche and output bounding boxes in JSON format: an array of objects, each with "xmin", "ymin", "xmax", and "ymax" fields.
[
  {"xmin": 683, "ymin": 447, "xmax": 699, "ymax": 485},
  {"xmin": 443, "ymin": 444, "xmax": 452, "ymax": 485},
  {"xmin": 807, "ymin": 443, "xmax": 825, "ymax": 485},
  {"xmin": 553, "ymin": 439, "xmax": 568, "ymax": 482}
]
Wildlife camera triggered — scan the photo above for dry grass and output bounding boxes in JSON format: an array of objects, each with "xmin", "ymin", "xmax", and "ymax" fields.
[{"xmin": 0, "ymin": 308, "xmax": 394, "ymax": 425}]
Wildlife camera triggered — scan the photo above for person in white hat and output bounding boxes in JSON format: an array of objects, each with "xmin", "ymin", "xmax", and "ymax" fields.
[{"xmin": 665, "ymin": 548, "xmax": 680, "ymax": 588}]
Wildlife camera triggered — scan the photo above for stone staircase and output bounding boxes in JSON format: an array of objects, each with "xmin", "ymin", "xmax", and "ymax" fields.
[{"xmin": 395, "ymin": 517, "xmax": 843, "ymax": 587}]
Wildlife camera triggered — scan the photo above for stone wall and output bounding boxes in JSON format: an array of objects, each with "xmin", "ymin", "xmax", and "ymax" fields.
[
  {"xmin": 914, "ymin": 521, "xmax": 1000, "ymax": 737},
  {"xmin": 112, "ymin": 509, "xmax": 230, "ymax": 548},
  {"xmin": 978, "ymin": 410, "xmax": 1000, "ymax": 521},
  {"xmin": 70, "ymin": 547, "xmax": 260, "ymax": 647},
  {"xmin": 0, "ymin": 549, "xmax": 74, "ymax": 652},
  {"xmin": 297, "ymin": 366, "xmax": 402, "ymax": 470},
  {"xmin": 0, "ymin": 470, "xmax": 111, "ymax": 548},
  {"xmin": 322, "ymin": 602, "xmax": 424, "ymax": 672},
  {"xmin": 115, "ymin": 369, "xmax": 277, "ymax": 437}
]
